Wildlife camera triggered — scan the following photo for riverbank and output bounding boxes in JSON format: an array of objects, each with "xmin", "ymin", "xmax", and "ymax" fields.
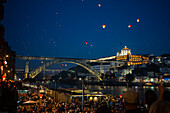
[{"xmin": 51, "ymin": 79, "xmax": 170, "ymax": 87}]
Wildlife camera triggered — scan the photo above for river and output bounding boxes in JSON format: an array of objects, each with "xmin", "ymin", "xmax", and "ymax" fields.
[{"xmin": 46, "ymin": 82, "xmax": 170, "ymax": 101}]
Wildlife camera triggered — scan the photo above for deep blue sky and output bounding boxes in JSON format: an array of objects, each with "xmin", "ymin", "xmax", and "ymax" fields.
[{"xmin": 3, "ymin": 0, "xmax": 170, "ymax": 59}]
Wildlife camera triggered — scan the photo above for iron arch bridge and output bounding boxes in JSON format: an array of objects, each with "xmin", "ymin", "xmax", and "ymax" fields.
[{"xmin": 16, "ymin": 55, "xmax": 103, "ymax": 81}]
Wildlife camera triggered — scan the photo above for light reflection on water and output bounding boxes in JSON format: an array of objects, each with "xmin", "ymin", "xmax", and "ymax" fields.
[
  {"xmin": 86, "ymin": 85, "xmax": 158, "ymax": 100},
  {"xmin": 48, "ymin": 83, "xmax": 169, "ymax": 100}
]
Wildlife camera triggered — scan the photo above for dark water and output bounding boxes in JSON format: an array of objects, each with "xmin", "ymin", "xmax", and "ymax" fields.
[{"xmin": 47, "ymin": 82, "xmax": 170, "ymax": 100}]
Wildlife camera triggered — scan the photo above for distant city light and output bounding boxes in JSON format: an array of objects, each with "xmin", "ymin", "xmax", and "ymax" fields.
[
  {"xmin": 1, "ymin": 66, "xmax": 3, "ymax": 71},
  {"xmin": 94, "ymin": 97, "xmax": 98, "ymax": 101},
  {"xmin": 2, "ymin": 75, "xmax": 6, "ymax": 81},
  {"xmin": 14, "ymin": 75, "xmax": 17, "ymax": 80},
  {"xmin": 4, "ymin": 61, "xmax": 7, "ymax": 65},
  {"xmin": 89, "ymin": 97, "xmax": 93, "ymax": 101}
]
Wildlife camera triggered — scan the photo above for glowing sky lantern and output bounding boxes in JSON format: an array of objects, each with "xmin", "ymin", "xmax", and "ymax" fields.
[
  {"xmin": 39, "ymin": 94, "xmax": 43, "ymax": 98},
  {"xmin": 102, "ymin": 24, "xmax": 106, "ymax": 28},
  {"xmin": 86, "ymin": 42, "xmax": 88, "ymax": 44},
  {"xmin": 119, "ymin": 94, "xmax": 122, "ymax": 98},
  {"xmin": 137, "ymin": 19, "xmax": 140, "ymax": 23},
  {"xmin": 128, "ymin": 25, "xmax": 131, "ymax": 28},
  {"xmin": 98, "ymin": 4, "xmax": 101, "ymax": 7}
]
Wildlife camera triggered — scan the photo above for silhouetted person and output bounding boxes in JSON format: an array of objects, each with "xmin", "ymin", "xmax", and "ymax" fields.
[
  {"xmin": 123, "ymin": 89, "xmax": 142, "ymax": 113},
  {"xmin": 149, "ymin": 100, "xmax": 170, "ymax": 113},
  {"xmin": 96, "ymin": 105, "xmax": 112, "ymax": 113},
  {"xmin": 144, "ymin": 90, "xmax": 157, "ymax": 113},
  {"xmin": 163, "ymin": 90, "xmax": 170, "ymax": 102}
]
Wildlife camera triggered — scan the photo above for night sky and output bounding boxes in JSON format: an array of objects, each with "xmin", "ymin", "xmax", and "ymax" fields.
[{"xmin": 3, "ymin": 0, "xmax": 170, "ymax": 59}]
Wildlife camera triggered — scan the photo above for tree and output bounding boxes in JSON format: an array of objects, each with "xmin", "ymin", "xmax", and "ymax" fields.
[
  {"xmin": 69, "ymin": 65, "xmax": 89, "ymax": 73},
  {"xmin": 125, "ymin": 74, "xmax": 135, "ymax": 83},
  {"xmin": 51, "ymin": 70, "xmax": 78, "ymax": 80},
  {"xmin": 133, "ymin": 67, "xmax": 147, "ymax": 76}
]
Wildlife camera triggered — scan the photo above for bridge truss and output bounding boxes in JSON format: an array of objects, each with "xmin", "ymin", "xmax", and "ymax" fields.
[{"xmin": 16, "ymin": 55, "xmax": 103, "ymax": 81}]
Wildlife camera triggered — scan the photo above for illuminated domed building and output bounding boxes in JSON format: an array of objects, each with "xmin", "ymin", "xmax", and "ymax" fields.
[
  {"xmin": 91, "ymin": 46, "xmax": 150, "ymax": 77},
  {"xmin": 117, "ymin": 46, "xmax": 131, "ymax": 56},
  {"xmin": 116, "ymin": 46, "xmax": 149, "ymax": 66}
]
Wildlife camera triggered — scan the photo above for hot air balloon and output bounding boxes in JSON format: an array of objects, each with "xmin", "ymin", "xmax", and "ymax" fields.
[{"xmin": 102, "ymin": 24, "xmax": 106, "ymax": 28}]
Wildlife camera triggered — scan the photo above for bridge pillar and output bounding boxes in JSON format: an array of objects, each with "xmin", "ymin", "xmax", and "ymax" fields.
[
  {"xmin": 25, "ymin": 59, "xmax": 29, "ymax": 79},
  {"xmin": 100, "ymin": 63, "xmax": 104, "ymax": 74}
]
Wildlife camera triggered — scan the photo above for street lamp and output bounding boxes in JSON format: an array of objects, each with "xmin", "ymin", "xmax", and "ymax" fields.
[
  {"xmin": 53, "ymin": 80, "xmax": 57, "ymax": 102},
  {"xmin": 53, "ymin": 79, "xmax": 59, "ymax": 102},
  {"xmin": 78, "ymin": 75, "xmax": 86, "ymax": 113}
]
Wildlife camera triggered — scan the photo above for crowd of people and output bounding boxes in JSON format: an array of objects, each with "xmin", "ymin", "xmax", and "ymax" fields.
[
  {"xmin": 0, "ymin": 79, "xmax": 18, "ymax": 113},
  {"xmin": 16, "ymin": 84, "xmax": 170, "ymax": 113},
  {"xmin": 17, "ymin": 93, "xmax": 125, "ymax": 113},
  {"xmin": 0, "ymin": 79, "xmax": 170, "ymax": 113}
]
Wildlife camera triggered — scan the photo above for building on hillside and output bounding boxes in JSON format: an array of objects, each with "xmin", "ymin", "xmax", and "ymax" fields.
[
  {"xmin": 0, "ymin": 29, "xmax": 16, "ymax": 81},
  {"xmin": 148, "ymin": 54, "xmax": 170, "ymax": 83},
  {"xmin": 93, "ymin": 55, "xmax": 125, "ymax": 76},
  {"xmin": 116, "ymin": 46, "xmax": 149, "ymax": 66},
  {"xmin": 0, "ymin": 0, "xmax": 16, "ymax": 80},
  {"xmin": 149, "ymin": 55, "xmax": 162, "ymax": 64},
  {"xmin": 161, "ymin": 54, "xmax": 170, "ymax": 66},
  {"xmin": 93, "ymin": 64, "xmax": 110, "ymax": 74},
  {"xmin": 91, "ymin": 60, "xmax": 125, "ymax": 78}
]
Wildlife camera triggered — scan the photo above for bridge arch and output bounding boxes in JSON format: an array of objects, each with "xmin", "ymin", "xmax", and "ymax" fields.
[{"xmin": 29, "ymin": 59, "xmax": 102, "ymax": 81}]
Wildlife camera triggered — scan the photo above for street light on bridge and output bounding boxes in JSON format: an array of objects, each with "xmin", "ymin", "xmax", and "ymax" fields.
[{"xmin": 78, "ymin": 75, "xmax": 86, "ymax": 113}]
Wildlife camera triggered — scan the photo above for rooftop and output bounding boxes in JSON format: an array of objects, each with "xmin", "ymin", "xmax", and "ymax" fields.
[{"xmin": 121, "ymin": 46, "xmax": 131, "ymax": 50}]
